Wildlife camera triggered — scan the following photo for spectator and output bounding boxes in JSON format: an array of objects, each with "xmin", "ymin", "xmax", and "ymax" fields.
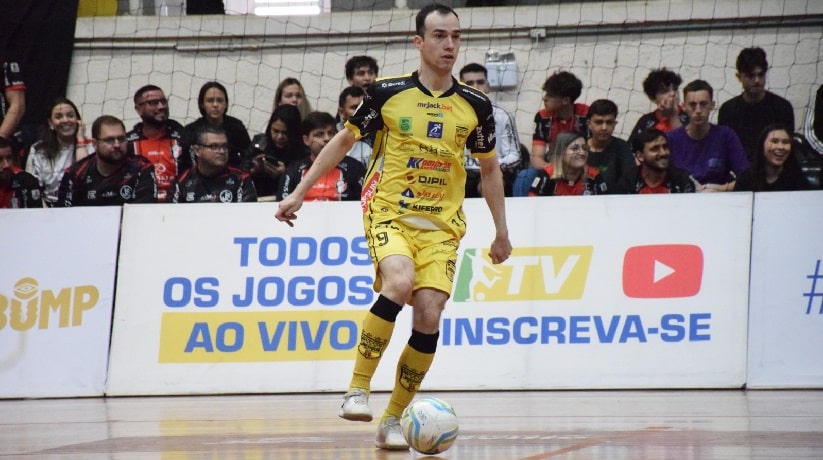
[
  {"xmin": 585, "ymin": 99, "xmax": 635, "ymax": 192},
  {"xmin": 615, "ymin": 128, "xmax": 695, "ymax": 194},
  {"xmin": 719, "ymin": 47, "xmax": 795, "ymax": 160},
  {"xmin": 273, "ymin": 77, "xmax": 312, "ymax": 120},
  {"xmin": 667, "ymin": 79, "xmax": 749, "ymax": 192},
  {"xmin": 529, "ymin": 132, "xmax": 606, "ymax": 196},
  {"xmin": 172, "ymin": 125, "xmax": 257, "ymax": 203},
  {"xmin": 0, "ymin": 136, "xmax": 42, "ymax": 208},
  {"xmin": 459, "ymin": 62, "xmax": 522, "ymax": 197},
  {"xmin": 734, "ymin": 124, "xmax": 810, "ymax": 192},
  {"xmin": 57, "ymin": 115, "xmax": 157, "ymax": 207},
  {"xmin": 25, "ymin": 97, "xmax": 91, "ymax": 206},
  {"xmin": 345, "ymin": 55, "xmax": 379, "ymax": 89},
  {"xmin": 628, "ymin": 68, "xmax": 688, "ymax": 147},
  {"xmin": 803, "ymin": 84, "xmax": 823, "ymax": 155},
  {"xmin": 244, "ymin": 104, "xmax": 304, "ymax": 198},
  {"xmin": 513, "ymin": 70, "xmax": 588, "ymax": 196},
  {"xmin": 337, "ymin": 86, "xmax": 372, "ymax": 168},
  {"xmin": 530, "ymin": 70, "xmax": 589, "ymax": 169},
  {"xmin": 126, "ymin": 84, "xmax": 186, "ymax": 203},
  {"xmin": 0, "ymin": 59, "xmax": 26, "ymax": 165},
  {"xmin": 278, "ymin": 111, "xmax": 364, "ymax": 202},
  {"xmin": 182, "ymin": 81, "xmax": 251, "ymax": 170}
]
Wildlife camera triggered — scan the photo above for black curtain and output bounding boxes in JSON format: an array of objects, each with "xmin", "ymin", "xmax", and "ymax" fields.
[{"xmin": 0, "ymin": 0, "xmax": 79, "ymax": 152}]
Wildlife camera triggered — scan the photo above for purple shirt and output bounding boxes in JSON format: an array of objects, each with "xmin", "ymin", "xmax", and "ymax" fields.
[{"xmin": 667, "ymin": 124, "xmax": 749, "ymax": 185}]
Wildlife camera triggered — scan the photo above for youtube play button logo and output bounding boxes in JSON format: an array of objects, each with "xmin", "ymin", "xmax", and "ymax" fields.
[{"xmin": 622, "ymin": 244, "xmax": 703, "ymax": 298}]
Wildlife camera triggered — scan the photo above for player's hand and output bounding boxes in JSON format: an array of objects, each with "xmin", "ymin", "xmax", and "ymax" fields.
[
  {"xmin": 488, "ymin": 234, "xmax": 512, "ymax": 264},
  {"xmin": 275, "ymin": 195, "xmax": 303, "ymax": 227}
]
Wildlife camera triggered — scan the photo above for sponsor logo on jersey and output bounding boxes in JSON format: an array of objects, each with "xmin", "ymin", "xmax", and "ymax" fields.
[
  {"xmin": 360, "ymin": 171, "xmax": 380, "ymax": 212},
  {"xmin": 407, "ymin": 157, "xmax": 451, "ymax": 172},
  {"xmin": 427, "ymin": 122, "xmax": 443, "ymax": 139},
  {"xmin": 399, "ymin": 117, "xmax": 412, "ymax": 132},
  {"xmin": 455, "ymin": 125, "xmax": 469, "ymax": 146},
  {"xmin": 402, "ymin": 188, "xmax": 415, "ymax": 198},
  {"xmin": 416, "ymin": 101, "xmax": 453, "ymax": 112}
]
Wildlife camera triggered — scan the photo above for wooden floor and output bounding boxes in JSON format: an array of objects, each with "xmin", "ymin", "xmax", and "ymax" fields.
[{"xmin": 1, "ymin": 390, "xmax": 822, "ymax": 459}]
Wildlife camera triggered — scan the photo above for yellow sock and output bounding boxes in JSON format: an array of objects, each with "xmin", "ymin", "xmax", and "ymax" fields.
[
  {"xmin": 384, "ymin": 330, "xmax": 438, "ymax": 419},
  {"xmin": 349, "ymin": 295, "xmax": 403, "ymax": 391}
]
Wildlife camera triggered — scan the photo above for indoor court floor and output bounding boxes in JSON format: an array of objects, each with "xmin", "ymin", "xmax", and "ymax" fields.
[{"xmin": 1, "ymin": 390, "xmax": 822, "ymax": 459}]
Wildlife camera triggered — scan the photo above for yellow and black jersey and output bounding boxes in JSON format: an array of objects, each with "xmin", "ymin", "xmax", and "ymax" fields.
[{"xmin": 345, "ymin": 71, "xmax": 496, "ymax": 235}]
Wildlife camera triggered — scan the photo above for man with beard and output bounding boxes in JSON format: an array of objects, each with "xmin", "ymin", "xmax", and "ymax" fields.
[
  {"xmin": 127, "ymin": 85, "xmax": 187, "ymax": 202},
  {"xmin": 171, "ymin": 125, "xmax": 257, "ymax": 203},
  {"xmin": 616, "ymin": 128, "xmax": 695, "ymax": 194},
  {"xmin": 57, "ymin": 115, "xmax": 157, "ymax": 206},
  {"xmin": 0, "ymin": 137, "xmax": 42, "ymax": 208}
]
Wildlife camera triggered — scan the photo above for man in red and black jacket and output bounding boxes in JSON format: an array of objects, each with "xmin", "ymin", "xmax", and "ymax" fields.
[
  {"xmin": 57, "ymin": 115, "xmax": 157, "ymax": 207},
  {"xmin": 126, "ymin": 85, "xmax": 187, "ymax": 203},
  {"xmin": 0, "ymin": 137, "xmax": 42, "ymax": 208},
  {"xmin": 616, "ymin": 128, "xmax": 695, "ymax": 194},
  {"xmin": 172, "ymin": 125, "xmax": 257, "ymax": 203}
]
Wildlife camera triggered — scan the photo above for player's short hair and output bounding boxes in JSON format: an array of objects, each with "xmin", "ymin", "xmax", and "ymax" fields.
[
  {"xmin": 736, "ymin": 47, "xmax": 768, "ymax": 74},
  {"xmin": 682, "ymin": 79, "xmax": 714, "ymax": 99},
  {"xmin": 133, "ymin": 84, "xmax": 164, "ymax": 104},
  {"xmin": 642, "ymin": 68, "xmax": 683, "ymax": 100},
  {"xmin": 197, "ymin": 81, "xmax": 229, "ymax": 118},
  {"xmin": 459, "ymin": 62, "xmax": 487, "ymax": 80},
  {"xmin": 338, "ymin": 86, "xmax": 365, "ymax": 109},
  {"xmin": 631, "ymin": 128, "xmax": 667, "ymax": 154},
  {"xmin": 542, "ymin": 71, "xmax": 583, "ymax": 101},
  {"xmin": 587, "ymin": 99, "xmax": 618, "ymax": 118},
  {"xmin": 345, "ymin": 55, "xmax": 378, "ymax": 81},
  {"xmin": 91, "ymin": 115, "xmax": 126, "ymax": 139},
  {"xmin": 301, "ymin": 111, "xmax": 337, "ymax": 136},
  {"xmin": 415, "ymin": 3, "xmax": 458, "ymax": 37},
  {"xmin": 195, "ymin": 125, "xmax": 227, "ymax": 146}
]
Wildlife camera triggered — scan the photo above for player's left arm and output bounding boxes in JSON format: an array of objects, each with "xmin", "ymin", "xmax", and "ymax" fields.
[{"xmin": 478, "ymin": 155, "xmax": 512, "ymax": 264}]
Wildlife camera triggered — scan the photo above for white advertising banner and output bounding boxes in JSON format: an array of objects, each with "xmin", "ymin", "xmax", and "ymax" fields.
[
  {"xmin": 0, "ymin": 207, "xmax": 120, "ymax": 398},
  {"xmin": 747, "ymin": 191, "xmax": 823, "ymax": 388},
  {"xmin": 108, "ymin": 194, "xmax": 751, "ymax": 395}
]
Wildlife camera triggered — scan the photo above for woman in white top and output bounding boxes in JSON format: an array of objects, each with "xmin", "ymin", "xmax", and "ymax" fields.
[{"xmin": 26, "ymin": 97, "xmax": 92, "ymax": 206}]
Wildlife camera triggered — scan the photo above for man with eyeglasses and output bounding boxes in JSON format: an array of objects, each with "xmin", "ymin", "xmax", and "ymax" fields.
[
  {"xmin": 459, "ymin": 62, "xmax": 522, "ymax": 197},
  {"xmin": 171, "ymin": 125, "xmax": 257, "ymax": 203},
  {"xmin": 126, "ymin": 84, "xmax": 187, "ymax": 203},
  {"xmin": 719, "ymin": 47, "xmax": 795, "ymax": 161},
  {"xmin": 56, "ymin": 115, "xmax": 157, "ymax": 206}
]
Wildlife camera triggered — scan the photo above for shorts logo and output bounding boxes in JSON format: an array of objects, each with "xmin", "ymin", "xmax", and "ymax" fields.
[
  {"xmin": 622, "ymin": 244, "xmax": 703, "ymax": 298},
  {"xmin": 453, "ymin": 246, "xmax": 593, "ymax": 302},
  {"xmin": 427, "ymin": 122, "xmax": 443, "ymax": 139},
  {"xmin": 400, "ymin": 117, "xmax": 412, "ymax": 132}
]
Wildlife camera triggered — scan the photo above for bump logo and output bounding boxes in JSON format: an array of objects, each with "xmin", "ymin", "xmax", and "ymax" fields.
[
  {"xmin": 453, "ymin": 246, "xmax": 593, "ymax": 302},
  {"xmin": 622, "ymin": 244, "xmax": 703, "ymax": 298}
]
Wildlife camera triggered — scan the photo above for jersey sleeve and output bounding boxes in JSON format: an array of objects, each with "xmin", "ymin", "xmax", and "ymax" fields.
[
  {"xmin": 344, "ymin": 84, "xmax": 386, "ymax": 141},
  {"xmin": 133, "ymin": 161, "xmax": 158, "ymax": 203},
  {"xmin": 240, "ymin": 174, "xmax": 258, "ymax": 202}
]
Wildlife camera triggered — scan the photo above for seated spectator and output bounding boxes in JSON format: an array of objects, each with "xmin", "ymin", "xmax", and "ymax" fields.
[
  {"xmin": 803, "ymin": 84, "xmax": 823, "ymax": 155},
  {"xmin": 734, "ymin": 124, "xmax": 811, "ymax": 192},
  {"xmin": 244, "ymin": 104, "xmax": 305, "ymax": 198},
  {"xmin": 529, "ymin": 132, "xmax": 606, "ymax": 196},
  {"xmin": 719, "ymin": 47, "xmax": 795, "ymax": 160},
  {"xmin": 615, "ymin": 128, "xmax": 695, "ymax": 194},
  {"xmin": 0, "ymin": 137, "xmax": 42, "ymax": 208},
  {"xmin": 459, "ymin": 62, "xmax": 522, "ymax": 197},
  {"xmin": 345, "ymin": 55, "xmax": 379, "ymax": 89},
  {"xmin": 530, "ymin": 70, "xmax": 589, "ymax": 169},
  {"xmin": 514, "ymin": 70, "xmax": 588, "ymax": 196},
  {"xmin": 585, "ymin": 99, "xmax": 635, "ymax": 192},
  {"xmin": 278, "ymin": 111, "xmax": 365, "ymax": 202},
  {"xmin": 182, "ymin": 81, "xmax": 251, "ymax": 169},
  {"xmin": 126, "ymin": 84, "xmax": 186, "ymax": 203},
  {"xmin": 668, "ymin": 79, "xmax": 749, "ymax": 192},
  {"xmin": 172, "ymin": 125, "xmax": 257, "ymax": 203},
  {"xmin": 273, "ymin": 77, "xmax": 312, "ymax": 120},
  {"xmin": 337, "ymin": 86, "xmax": 372, "ymax": 168},
  {"xmin": 57, "ymin": 115, "xmax": 157, "ymax": 206},
  {"xmin": 628, "ymin": 68, "xmax": 688, "ymax": 147},
  {"xmin": 26, "ymin": 97, "xmax": 92, "ymax": 206}
]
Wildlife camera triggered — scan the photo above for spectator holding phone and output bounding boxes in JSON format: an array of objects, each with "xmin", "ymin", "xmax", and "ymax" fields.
[{"xmin": 243, "ymin": 104, "xmax": 305, "ymax": 198}]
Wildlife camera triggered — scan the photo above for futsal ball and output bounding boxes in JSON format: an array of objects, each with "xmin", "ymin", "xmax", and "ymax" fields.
[{"xmin": 400, "ymin": 397, "xmax": 459, "ymax": 455}]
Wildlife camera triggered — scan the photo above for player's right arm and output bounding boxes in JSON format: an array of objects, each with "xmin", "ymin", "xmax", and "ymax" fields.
[{"xmin": 275, "ymin": 128, "xmax": 357, "ymax": 226}]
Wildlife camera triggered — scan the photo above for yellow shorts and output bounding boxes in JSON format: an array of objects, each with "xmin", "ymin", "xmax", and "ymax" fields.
[{"xmin": 364, "ymin": 220, "xmax": 461, "ymax": 296}]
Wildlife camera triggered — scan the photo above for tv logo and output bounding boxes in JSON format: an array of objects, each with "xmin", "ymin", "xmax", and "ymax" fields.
[
  {"xmin": 622, "ymin": 245, "xmax": 703, "ymax": 298},
  {"xmin": 453, "ymin": 246, "xmax": 593, "ymax": 302}
]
